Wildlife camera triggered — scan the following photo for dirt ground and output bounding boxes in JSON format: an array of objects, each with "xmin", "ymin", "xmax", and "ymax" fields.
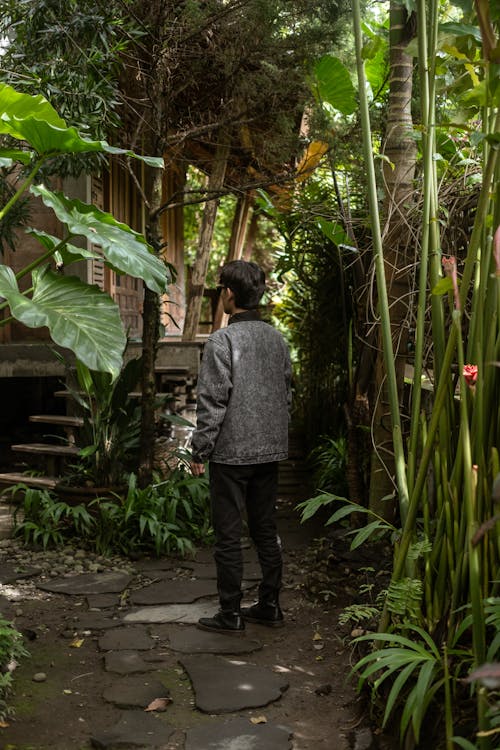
[{"xmin": 0, "ymin": 499, "xmax": 394, "ymax": 750}]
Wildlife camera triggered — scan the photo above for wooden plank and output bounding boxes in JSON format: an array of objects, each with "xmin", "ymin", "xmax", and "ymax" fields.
[
  {"xmin": 29, "ymin": 415, "xmax": 84, "ymax": 427},
  {"xmin": 11, "ymin": 443, "xmax": 79, "ymax": 456},
  {"xmin": 0, "ymin": 473, "xmax": 57, "ymax": 490}
]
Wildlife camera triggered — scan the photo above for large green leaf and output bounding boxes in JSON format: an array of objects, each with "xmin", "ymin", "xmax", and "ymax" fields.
[
  {"xmin": 0, "ymin": 82, "xmax": 66, "ymax": 128},
  {"xmin": 31, "ymin": 185, "xmax": 170, "ymax": 294},
  {"xmin": 0, "ymin": 264, "xmax": 125, "ymax": 377},
  {"xmin": 313, "ymin": 55, "xmax": 357, "ymax": 115},
  {"xmin": 0, "ymin": 83, "xmax": 164, "ymax": 168},
  {"xmin": 27, "ymin": 229, "xmax": 102, "ymax": 265}
]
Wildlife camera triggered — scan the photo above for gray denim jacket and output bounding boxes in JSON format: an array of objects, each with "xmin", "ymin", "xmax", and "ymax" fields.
[{"xmin": 191, "ymin": 315, "xmax": 292, "ymax": 465}]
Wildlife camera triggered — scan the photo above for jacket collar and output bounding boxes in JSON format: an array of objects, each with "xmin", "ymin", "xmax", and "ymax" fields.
[{"xmin": 228, "ymin": 310, "xmax": 261, "ymax": 325}]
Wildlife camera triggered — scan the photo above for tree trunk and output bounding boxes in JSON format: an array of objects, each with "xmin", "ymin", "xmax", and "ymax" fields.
[
  {"xmin": 212, "ymin": 191, "xmax": 254, "ymax": 331},
  {"xmin": 138, "ymin": 166, "xmax": 163, "ymax": 487},
  {"xmin": 182, "ymin": 139, "xmax": 230, "ymax": 341},
  {"xmin": 369, "ymin": 3, "xmax": 417, "ymax": 517}
]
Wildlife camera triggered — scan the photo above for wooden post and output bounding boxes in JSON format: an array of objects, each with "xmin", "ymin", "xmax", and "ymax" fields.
[
  {"xmin": 182, "ymin": 139, "xmax": 230, "ymax": 341},
  {"xmin": 212, "ymin": 191, "xmax": 254, "ymax": 331}
]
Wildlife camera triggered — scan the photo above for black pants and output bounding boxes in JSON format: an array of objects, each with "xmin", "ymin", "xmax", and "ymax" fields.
[{"xmin": 209, "ymin": 461, "xmax": 282, "ymax": 612}]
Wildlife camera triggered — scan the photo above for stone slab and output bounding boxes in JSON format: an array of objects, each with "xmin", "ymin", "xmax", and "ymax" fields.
[
  {"xmin": 177, "ymin": 561, "xmax": 217, "ymax": 579},
  {"xmin": 102, "ymin": 676, "xmax": 169, "ymax": 709},
  {"xmin": 179, "ymin": 655, "xmax": 289, "ymax": 713},
  {"xmin": 0, "ymin": 562, "xmax": 42, "ymax": 583},
  {"xmin": 167, "ymin": 626, "xmax": 262, "ymax": 655},
  {"xmin": 70, "ymin": 613, "xmax": 121, "ymax": 631},
  {"xmin": 123, "ymin": 602, "xmax": 217, "ymax": 625},
  {"xmin": 179, "ymin": 562, "xmax": 262, "ymax": 582},
  {"xmin": 87, "ymin": 593, "xmax": 120, "ymax": 609},
  {"xmin": 90, "ymin": 710, "xmax": 173, "ymax": 748},
  {"xmin": 104, "ymin": 650, "xmax": 159, "ymax": 675},
  {"xmin": 135, "ymin": 558, "xmax": 178, "ymax": 573},
  {"xmin": 98, "ymin": 626, "xmax": 155, "ymax": 652},
  {"xmin": 37, "ymin": 571, "xmax": 133, "ymax": 595},
  {"xmin": 185, "ymin": 718, "xmax": 293, "ymax": 750},
  {"xmin": 129, "ymin": 578, "xmax": 217, "ymax": 605}
]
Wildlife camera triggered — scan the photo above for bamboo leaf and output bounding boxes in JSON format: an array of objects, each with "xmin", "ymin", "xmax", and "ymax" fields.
[
  {"xmin": 355, "ymin": 632, "xmax": 435, "ymax": 658},
  {"xmin": 296, "ymin": 493, "xmax": 339, "ymax": 522},
  {"xmin": 382, "ymin": 661, "xmax": 420, "ymax": 726},
  {"xmin": 451, "ymin": 738, "xmax": 482, "ymax": 750},
  {"xmin": 411, "ymin": 659, "xmax": 438, "ymax": 741},
  {"xmin": 347, "ymin": 519, "xmax": 389, "ymax": 549},
  {"xmin": 326, "ymin": 501, "xmax": 367, "ymax": 525}
]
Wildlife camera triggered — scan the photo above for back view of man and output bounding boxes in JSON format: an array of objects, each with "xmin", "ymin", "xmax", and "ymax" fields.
[{"xmin": 190, "ymin": 260, "xmax": 292, "ymax": 633}]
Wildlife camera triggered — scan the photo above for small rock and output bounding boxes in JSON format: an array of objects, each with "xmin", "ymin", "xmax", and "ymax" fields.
[
  {"xmin": 353, "ymin": 727, "xmax": 374, "ymax": 750},
  {"xmin": 350, "ymin": 628, "xmax": 365, "ymax": 638},
  {"xmin": 74, "ymin": 550, "xmax": 86, "ymax": 560},
  {"xmin": 315, "ymin": 684, "xmax": 332, "ymax": 696},
  {"xmin": 32, "ymin": 672, "xmax": 47, "ymax": 682}
]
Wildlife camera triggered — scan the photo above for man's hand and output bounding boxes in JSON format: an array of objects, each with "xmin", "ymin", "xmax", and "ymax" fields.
[{"xmin": 190, "ymin": 462, "xmax": 206, "ymax": 476}]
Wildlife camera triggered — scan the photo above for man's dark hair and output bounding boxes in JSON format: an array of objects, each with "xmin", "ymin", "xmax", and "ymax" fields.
[{"xmin": 219, "ymin": 260, "xmax": 266, "ymax": 309}]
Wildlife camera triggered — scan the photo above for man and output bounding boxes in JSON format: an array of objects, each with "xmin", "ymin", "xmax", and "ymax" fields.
[{"xmin": 190, "ymin": 260, "xmax": 292, "ymax": 633}]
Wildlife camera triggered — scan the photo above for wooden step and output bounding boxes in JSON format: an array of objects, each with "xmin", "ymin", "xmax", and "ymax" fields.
[
  {"xmin": 11, "ymin": 443, "xmax": 79, "ymax": 457},
  {"xmin": 0, "ymin": 473, "xmax": 57, "ymax": 493},
  {"xmin": 29, "ymin": 415, "xmax": 84, "ymax": 428}
]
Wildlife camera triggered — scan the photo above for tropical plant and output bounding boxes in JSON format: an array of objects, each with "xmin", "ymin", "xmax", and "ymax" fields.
[
  {"xmin": 0, "ymin": 83, "xmax": 168, "ymax": 378},
  {"xmin": 12, "ymin": 485, "xmax": 95, "ymax": 549},
  {"xmin": 12, "ymin": 470, "xmax": 212, "ymax": 557},
  {"xmin": 307, "ymin": 435, "xmax": 349, "ymax": 496},
  {"xmin": 335, "ymin": 0, "xmax": 500, "ymax": 746},
  {"xmin": 91, "ymin": 470, "xmax": 212, "ymax": 557},
  {"xmin": 0, "ymin": 615, "xmax": 29, "ymax": 722},
  {"xmin": 59, "ymin": 356, "xmax": 144, "ymax": 488}
]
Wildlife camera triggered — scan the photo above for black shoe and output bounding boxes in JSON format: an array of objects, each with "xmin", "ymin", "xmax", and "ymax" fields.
[
  {"xmin": 241, "ymin": 601, "xmax": 284, "ymax": 627},
  {"xmin": 197, "ymin": 610, "xmax": 245, "ymax": 633}
]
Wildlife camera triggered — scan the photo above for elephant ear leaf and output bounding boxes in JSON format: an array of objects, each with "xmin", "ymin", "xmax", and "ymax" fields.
[
  {"xmin": 313, "ymin": 55, "xmax": 357, "ymax": 115},
  {"xmin": 0, "ymin": 264, "xmax": 125, "ymax": 378},
  {"xmin": 31, "ymin": 185, "xmax": 170, "ymax": 294}
]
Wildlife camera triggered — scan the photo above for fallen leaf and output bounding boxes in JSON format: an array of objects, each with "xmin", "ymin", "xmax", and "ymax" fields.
[
  {"xmin": 145, "ymin": 697, "xmax": 172, "ymax": 712},
  {"xmin": 0, "ymin": 720, "xmax": 10, "ymax": 728},
  {"xmin": 70, "ymin": 638, "xmax": 84, "ymax": 648},
  {"xmin": 312, "ymin": 632, "xmax": 322, "ymax": 641},
  {"xmin": 250, "ymin": 715, "xmax": 267, "ymax": 724},
  {"xmin": 63, "ymin": 689, "xmax": 72, "ymax": 695}
]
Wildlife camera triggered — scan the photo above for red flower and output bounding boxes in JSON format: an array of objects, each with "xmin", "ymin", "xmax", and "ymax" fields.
[{"xmin": 463, "ymin": 364, "xmax": 478, "ymax": 387}]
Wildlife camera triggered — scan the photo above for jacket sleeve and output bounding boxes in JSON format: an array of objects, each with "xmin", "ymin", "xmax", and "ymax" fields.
[
  {"xmin": 284, "ymin": 345, "xmax": 292, "ymax": 419},
  {"xmin": 191, "ymin": 338, "xmax": 232, "ymax": 463}
]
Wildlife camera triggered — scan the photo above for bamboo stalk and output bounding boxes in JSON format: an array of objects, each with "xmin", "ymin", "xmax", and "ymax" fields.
[{"xmin": 351, "ymin": 0, "xmax": 410, "ymax": 524}]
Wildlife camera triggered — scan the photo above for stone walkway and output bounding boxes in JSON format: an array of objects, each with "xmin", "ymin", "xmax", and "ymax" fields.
[{"xmin": 0, "ymin": 502, "xmax": 370, "ymax": 750}]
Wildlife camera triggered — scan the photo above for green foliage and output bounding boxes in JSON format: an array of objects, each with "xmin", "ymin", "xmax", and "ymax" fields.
[
  {"xmin": 62, "ymin": 356, "xmax": 143, "ymax": 487},
  {"xmin": 307, "ymin": 435, "xmax": 348, "ymax": 496},
  {"xmin": 273, "ymin": 210, "xmax": 354, "ymax": 442},
  {"xmin": 353, "ymin": 626, "xmax": 472, "ymax": 745},
  {"xmin": 0, "ymin": 615, "xmax": 29, "ymax": 722},
  {"xmin": 92, "ymin": 470, "xmax": 212, "ymax": 557},
  {"xmin": 13, "ymin": 485, "xmax": 95, "ymax": 549},
  {"xmin": 297, "ymin": 494, "xmax": 396, "ymax": 550},
  {"xmin": 12, "ymin": 470, "xmax": 212, "ymax": 558},
  {"xmin": 313, "ymin": 55, "xmax": 357, "ymax": 115},
  {"xmin": 0, "ymin": 83, "xmax": 167, "ymax": 377}
]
